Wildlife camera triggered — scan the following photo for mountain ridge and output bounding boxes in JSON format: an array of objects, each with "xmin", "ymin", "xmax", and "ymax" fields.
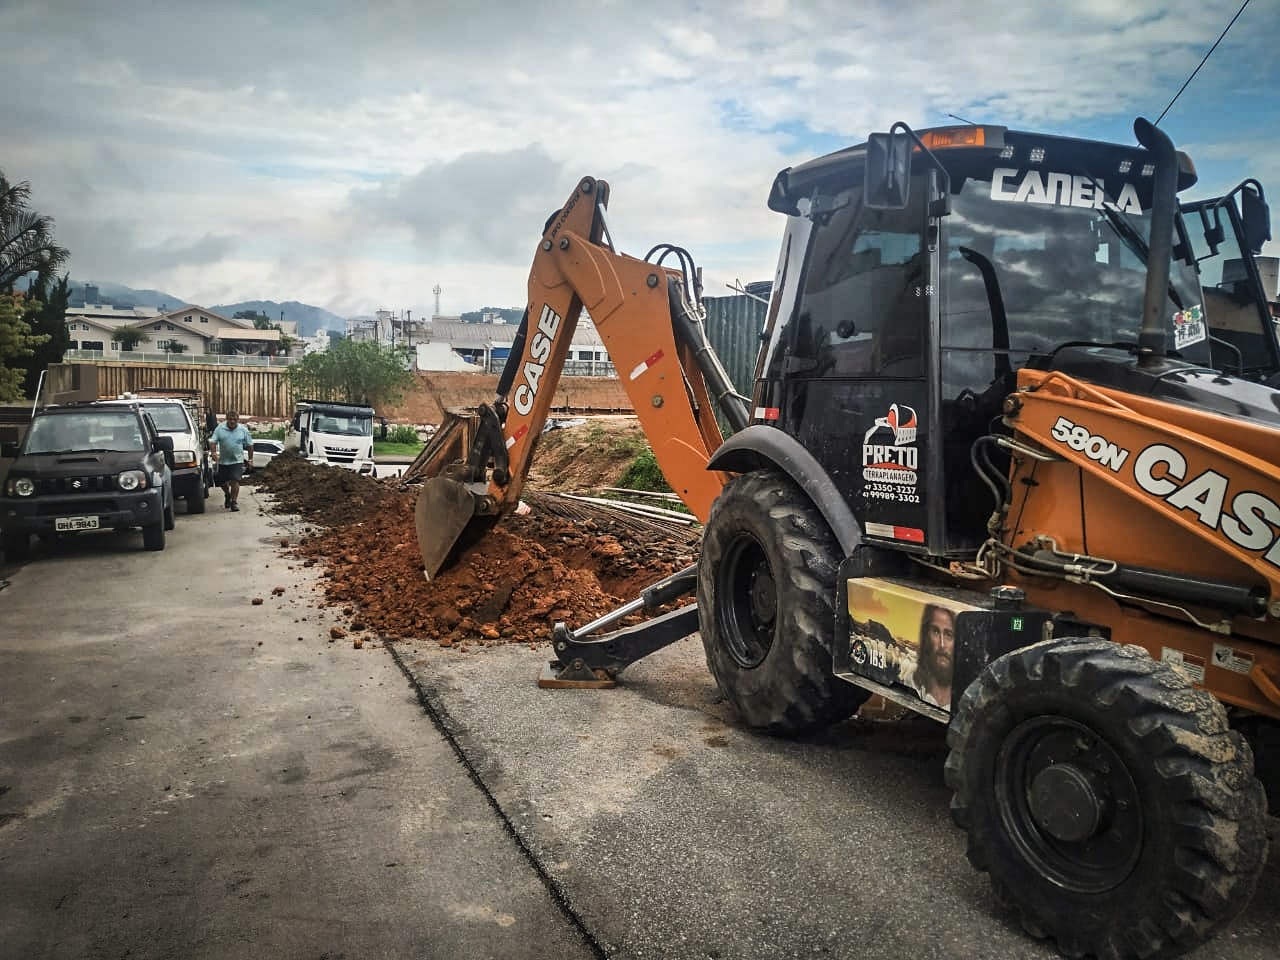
[{"xmin": 63, "ymin": 281, "xmax": 347, "ymax": 336}]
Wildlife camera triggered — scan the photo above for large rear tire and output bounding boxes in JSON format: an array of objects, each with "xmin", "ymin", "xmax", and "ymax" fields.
[
  {"xmin": 697, "ymin": 470, "xmax": 868, "ymax": 734},
  {"xmin": 945, "ymin": 638, "xmax": 1267, "ymax": 960}
]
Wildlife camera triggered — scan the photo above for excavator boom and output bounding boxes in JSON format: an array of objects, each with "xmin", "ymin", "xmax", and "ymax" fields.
[{"xmin": 413, "ymin": 177, "xmax": 746, "ymax": 577}]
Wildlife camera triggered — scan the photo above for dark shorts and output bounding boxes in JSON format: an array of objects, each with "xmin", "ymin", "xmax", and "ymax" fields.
[{"xmin": 216, "ymin": 462, "xmax": 245, "ymax": 485}]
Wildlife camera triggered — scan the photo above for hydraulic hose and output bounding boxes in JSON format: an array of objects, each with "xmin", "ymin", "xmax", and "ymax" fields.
[{"xmin": 666, "ymin": 281, "xmax": 751, "ymax": 434}]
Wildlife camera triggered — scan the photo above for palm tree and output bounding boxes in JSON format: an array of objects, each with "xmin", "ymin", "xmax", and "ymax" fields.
[{"xmin": 0, "ymin": 170, "xmax": 70, "ymax": 293}]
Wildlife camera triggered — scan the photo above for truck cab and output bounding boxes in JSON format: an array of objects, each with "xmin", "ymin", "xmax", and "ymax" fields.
[
  {"xmin": 285, "ymin": 401, "xmax": 375, "ymax": 475},
  {"xmin": 96, "ymin": 392, "xmax": 210, "ymax": 513}
]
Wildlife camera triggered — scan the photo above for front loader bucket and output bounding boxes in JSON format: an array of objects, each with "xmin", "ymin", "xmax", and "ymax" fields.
[{"xmin": 415, "ymin": 477, "xmax": 483, "ymax": 580}]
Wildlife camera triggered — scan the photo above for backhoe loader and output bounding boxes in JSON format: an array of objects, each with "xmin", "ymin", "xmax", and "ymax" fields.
[{"xmin": 408, "ymin": 117, "xmax": 1278, "ymax": 960}]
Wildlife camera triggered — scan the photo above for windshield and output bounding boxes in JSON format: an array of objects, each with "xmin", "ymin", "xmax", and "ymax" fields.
[
  {"xmin": 25, "ymin": 411, "xmax": 146, "ymax": 454},
  {"xmin": 312, "ymin": 413, "xmax": 372, "ymax": 437},
  {"xmin": 941, "ymin": 155, "xmax": 1209, "ymax": 376},
  {"xmin": 139, "ymin": 402, "xmax": 192, "ymax": 433}
]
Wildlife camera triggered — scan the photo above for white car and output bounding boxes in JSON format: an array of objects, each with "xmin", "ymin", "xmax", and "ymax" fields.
[{"xmin": 249, "ymin": 439, "xmax": 285, "ymax": 471}]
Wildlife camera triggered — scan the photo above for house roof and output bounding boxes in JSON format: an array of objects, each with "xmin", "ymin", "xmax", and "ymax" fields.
[
  {"xmin": 216, "ymin": 327, "xmax": 280, "ymax": 342},
  {"xmin": 163, "ymin": 306, "xmax": 253, "ymax": 328},
  {"xmin": 66, "ymin": 304, "xmax": 160, "ymax": 321}
]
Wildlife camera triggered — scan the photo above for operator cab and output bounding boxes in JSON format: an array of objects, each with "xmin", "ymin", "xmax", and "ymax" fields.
[{"xmin": 758, "ymin": 123, "xmax": 1276, "ymax": 559}]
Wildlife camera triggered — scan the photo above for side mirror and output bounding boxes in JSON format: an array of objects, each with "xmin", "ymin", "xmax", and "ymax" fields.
[
  {"xmin": 1, "ymin": 441, "xmax": 19, "ymax": 458},
  {"xmin": 154, "ymin": 435, "xmax": 175, "ymax": 469},
  {"xmin": 1240, "ymin": 183, "xmax": 1272, "ymax": 255},
  {"xmin": 865, "ymin": 131, "xmax": 912, "ymax": 210}
]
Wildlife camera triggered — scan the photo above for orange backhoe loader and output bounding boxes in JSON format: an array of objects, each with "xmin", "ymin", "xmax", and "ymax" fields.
[{"xmin": 407, "ymin": 117, "xmax": 1278, "ymax": 960}]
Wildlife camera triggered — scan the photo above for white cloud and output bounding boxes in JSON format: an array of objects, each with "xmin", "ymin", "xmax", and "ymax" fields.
[{"xmin": 1, "ymin": 0, "xmax": 1275, "ymax": 315}]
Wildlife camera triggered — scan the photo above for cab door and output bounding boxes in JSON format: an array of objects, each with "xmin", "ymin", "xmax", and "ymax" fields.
[
  {"xmin": 778, "ymin": 168, "xmax": 936, "ymax": 551},
  {"xmin": 1181, "ymin": 195, "xmax": 1280, "ymax": 381}
]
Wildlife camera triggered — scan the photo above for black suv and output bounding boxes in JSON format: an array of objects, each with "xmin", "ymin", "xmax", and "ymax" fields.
[{"xmin": 1, "ymin": 402, "xmax": 176, "ymax": 560}]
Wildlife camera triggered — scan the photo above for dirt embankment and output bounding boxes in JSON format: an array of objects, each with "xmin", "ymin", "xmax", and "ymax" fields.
[
  {"xmin": 258, "ymin": 420, "xmax": 695, "ymax": 649},
  {"xmin": 380, "ymin": 372, "xmax": 633, "ymax": 425}
]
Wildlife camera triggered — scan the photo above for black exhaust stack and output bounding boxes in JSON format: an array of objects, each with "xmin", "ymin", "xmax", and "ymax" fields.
[{"xmin": 1133, "ymin": 117, "xmax": 1177, "ymax": 369}]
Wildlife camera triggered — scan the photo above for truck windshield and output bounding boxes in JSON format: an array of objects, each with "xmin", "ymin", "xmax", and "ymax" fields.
[
  {"xmin": 313, "ymin": 414, "xmax": 372, "ymax": 437},
  {"xmin": 942, "ymin": 156, "xmax": 1209, "ymax": 367},
  {"xmin": 139, "ymin": 403, "xmax": 191, "ymax": 432},
  {"xmin": 25, "ymin": 411, "xmax": 146, "ymax": 454}
]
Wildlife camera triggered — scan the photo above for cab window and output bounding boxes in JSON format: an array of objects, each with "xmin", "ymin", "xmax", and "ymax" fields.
[{"xmin": 793, "ymin": 178, "xmax": 929, "ymax": 378}]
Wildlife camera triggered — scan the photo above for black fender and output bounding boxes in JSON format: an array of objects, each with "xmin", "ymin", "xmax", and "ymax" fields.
[{"xmin": 707, "ymin": 425, "xmax": 862, "ymax": 557}]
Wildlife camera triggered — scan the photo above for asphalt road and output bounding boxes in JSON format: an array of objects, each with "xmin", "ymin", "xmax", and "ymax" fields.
[
  {"xmin": 0, "ymin": 490, "xmax": 595, "ymax": 960},
  {"xmin": 2, "ymin": 487, "xmax": 1278, "ymax": 960}
]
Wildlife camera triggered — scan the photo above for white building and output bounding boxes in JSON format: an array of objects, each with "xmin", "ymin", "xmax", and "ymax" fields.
[{"xmin": 415, "ymin": 316, "xmax": 611, "ymax": 374}]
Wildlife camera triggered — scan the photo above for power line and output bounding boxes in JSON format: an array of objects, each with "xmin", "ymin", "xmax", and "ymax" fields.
[{"xmin": 1156, "ymin": 0, "xmax": 1251, "ymax": 124}]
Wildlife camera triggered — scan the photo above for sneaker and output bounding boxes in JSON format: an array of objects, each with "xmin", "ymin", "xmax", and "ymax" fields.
[
  {"xmin": 224, "ymin": 496, "xmax": 232, "ymax": 509},
  {"xmin": 230, "ymin": 502, "xmax": 240, "ymax": 512}
]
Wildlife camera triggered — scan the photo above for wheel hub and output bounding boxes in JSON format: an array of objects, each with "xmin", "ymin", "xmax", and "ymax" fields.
[
  {"xmin": 1028, "ymin": 764, "xmax": 1103, "ymax": 842},
  {"xmin": 749, "ymin": 568, "xmax": 776, "ymax": 624},
  {"xmin": 996, "ymin": 715, "xmax": 1143, "ymax": 893}
]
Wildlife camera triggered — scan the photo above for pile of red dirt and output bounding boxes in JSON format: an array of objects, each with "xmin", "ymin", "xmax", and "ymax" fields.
[{"xmin": 257, "ymin": 445, "xmax": 698, "ymax": 648}]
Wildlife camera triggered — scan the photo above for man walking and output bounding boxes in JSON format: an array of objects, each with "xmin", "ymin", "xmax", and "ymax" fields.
[{"xmin": 210, "ymin": 410, "xmax": 253, "ymax": 511}]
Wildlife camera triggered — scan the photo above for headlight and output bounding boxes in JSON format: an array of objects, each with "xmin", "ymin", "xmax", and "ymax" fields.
[
  {"xmin": 174, "ymin": 449, "xmax": 197, "ymax": 467},
  {"xmin": 117, "ymin": 470, "xmax": 147, "ymax": 491},
  {"xmin": 9, "ymin": 477, "xmax": 35, "ymax": 497}
]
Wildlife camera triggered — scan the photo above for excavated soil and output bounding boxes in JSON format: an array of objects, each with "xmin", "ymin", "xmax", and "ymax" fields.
[{"xmin": 257, "ymin": 424, "xmax": 697, "ymax": 649}]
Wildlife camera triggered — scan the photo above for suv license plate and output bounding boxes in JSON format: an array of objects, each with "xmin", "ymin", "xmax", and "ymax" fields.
[{"xmin": 56, "ymin": 516, "xmax": 100, "ymax": 532}]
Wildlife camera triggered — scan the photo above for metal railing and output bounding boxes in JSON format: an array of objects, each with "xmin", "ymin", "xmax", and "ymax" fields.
[
  {"xmin": 64, "ymin": 350, "xmax": 299, "ymax": 367},
  {"xmin": 482, "ymin": 357, "xmax": 617, "ymax": 377}
]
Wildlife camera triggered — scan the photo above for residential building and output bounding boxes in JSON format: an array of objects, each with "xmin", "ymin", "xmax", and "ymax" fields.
[{"xmin": 64, "ymin": 304, "xmax": 291, "ymax": 365}]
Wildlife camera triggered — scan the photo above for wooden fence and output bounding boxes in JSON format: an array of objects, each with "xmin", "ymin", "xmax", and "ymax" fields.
[{"xmin": 53, "ymin": 361, "xmax": 292, "ymax": 418}]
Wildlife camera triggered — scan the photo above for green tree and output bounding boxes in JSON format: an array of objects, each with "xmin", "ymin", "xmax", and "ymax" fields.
[
  {"xmin": 1, "ymin": 170, "xmax": 70, "ymax": 293},
  {"xmin": 0, "ymin": 292, "xmax": 48, "ymax": 400},
  {"xmin": 113, "ymin": 324, "xmax": 151, "ymax": 352},
  {"xmin": 21, "ymin": 273, "xmax": 71, "ymax": 396},
  {"xmin": 285, "ymin": 338, "xmax": 412, "ymax": 408},
  {"xmin": 164, "ymin": 340, "xmax": 189, "ymax": 355}
]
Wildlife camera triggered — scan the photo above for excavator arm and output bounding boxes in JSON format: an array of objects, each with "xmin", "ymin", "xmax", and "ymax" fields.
[{"xmin": 414, "ymin": 176, "xmax": 747, "ymax": 577}]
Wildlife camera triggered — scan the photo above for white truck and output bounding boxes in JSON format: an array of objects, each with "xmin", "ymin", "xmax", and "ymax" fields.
[{"xmin": 284, "ymin": 400, "xmax": 376, "ymax": 475}]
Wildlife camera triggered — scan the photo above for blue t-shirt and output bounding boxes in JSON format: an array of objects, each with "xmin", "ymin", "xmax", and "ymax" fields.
[{"xmin": 212, "ymin": 422, "xmax": 252, "ymax": 464}]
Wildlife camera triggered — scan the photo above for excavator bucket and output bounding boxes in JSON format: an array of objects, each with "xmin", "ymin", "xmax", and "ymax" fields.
[
  {"xmin": 400, "ymin": 408, "xmax": 479, "ymax": 485},
  {"xmin": 415, "ymin": 475, "xmax": 480, "ymax": 579},
  {"xmin": 401, "ymin": 408, "xmax": 489, "ymax": 578}
]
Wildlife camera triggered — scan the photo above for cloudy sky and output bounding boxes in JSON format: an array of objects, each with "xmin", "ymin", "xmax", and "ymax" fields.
[{"xmin": 2, "ymin": 0, "xmax": 1276, "ymax": 320}]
